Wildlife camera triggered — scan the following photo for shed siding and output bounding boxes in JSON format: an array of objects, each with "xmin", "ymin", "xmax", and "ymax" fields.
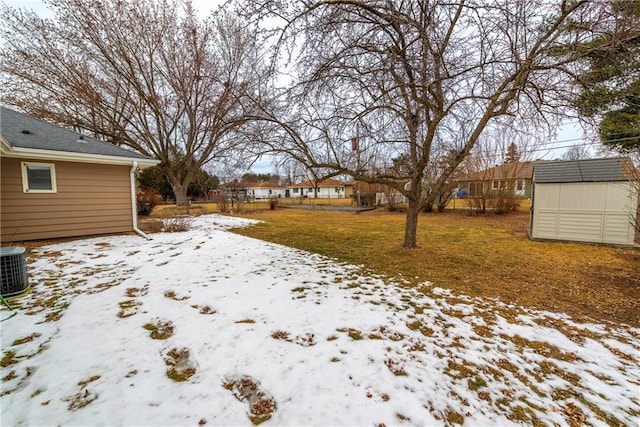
[
  {"xmin": 531, "ymin": 182, "xmax": 637, "ymax": 246},
  {"xmin": 1, "ymin": 157, "xmax": 133, "ymax": 241}
]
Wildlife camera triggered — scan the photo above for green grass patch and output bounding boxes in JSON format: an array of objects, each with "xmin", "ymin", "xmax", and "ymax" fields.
[{"xmin": 1, "ymin": 351, "xmax": 18, "ymax": 368}]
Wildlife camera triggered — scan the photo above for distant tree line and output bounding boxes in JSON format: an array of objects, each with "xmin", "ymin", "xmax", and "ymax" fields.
[{"xmin": 241, "ymin": 173, "xmax": 281, "ymax": 185}]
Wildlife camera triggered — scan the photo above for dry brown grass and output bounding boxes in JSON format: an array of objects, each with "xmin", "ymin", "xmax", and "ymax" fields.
[
  {"xmin": 150, "ymin": 197, "xmax": 355, "ymax": 218},
  {"xmin": 233, "ymin": 207, "xmax": 640, "ymax": 327}
]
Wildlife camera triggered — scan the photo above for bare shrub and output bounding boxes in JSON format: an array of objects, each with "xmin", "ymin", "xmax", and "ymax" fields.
[
  {"xmin": 215, "ymin": 193, "xmax": 229, "ymax": 213},
  {"xmin": 163, "ymin": 217, "xmax": 192, "ymax": 232},
  {"xmin": 382, "ymin": 189, "xmax": 401, "ymax": 211},
  {"xmin": 136, "ymin": 191, "xmax": 162, "ymax": 216},
  {"xmin": 386, "ymin": 199, "xmax": 398, "ymax": 212},
  {"xmin": 436, "ymin": 187, "xmax": 456, "ymax": 212},
  {"xmin": 268, "ymin": 196, "xmax": 279, "ymax": 210},
  {"xmin": 492, "ymin": 184, "xmax": 520, "ymax": 214},
  {"xmin": 141, "ymin": 219, "xmax": 163, "ymax": 233},
  {"xmin": 467, "ymin": 197, "xmax": 487, "ymax": 215}
]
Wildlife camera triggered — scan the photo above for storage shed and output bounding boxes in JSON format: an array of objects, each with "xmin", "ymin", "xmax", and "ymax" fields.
[{"xmin": 530, "ymin": 157, "xmax": 638, "ymax": 246}]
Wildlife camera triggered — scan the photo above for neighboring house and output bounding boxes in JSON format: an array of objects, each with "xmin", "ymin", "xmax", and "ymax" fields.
[
  {"xmin": 287, "ymin": 178, "xmax": 346, "ymax": 198},
  {"xmin": 245, "ymin": 182, "xmax": 285, "ymax": 199},
  {"xmin": 458, "ymin": 161, "xmax": 535, "ymax": 198},
  {"xmin": 530, "ymin": 157, "xmax": 638, "ymax": 246},
  {"xmin": 343, "ymin": 182, "xmax": 354, "ymax": 199},
  {"xmin": 0, "ymin": 107, "xmax": 158, "ymax": 242},
  {"xmin": 219, "ymin": 181, "xmax": 248, "ymax": 201}
]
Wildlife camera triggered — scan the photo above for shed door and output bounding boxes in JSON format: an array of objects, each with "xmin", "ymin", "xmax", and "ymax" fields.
[{"xmin": 531, "ymin": 182, "xmax": 636, "ymax": 246}]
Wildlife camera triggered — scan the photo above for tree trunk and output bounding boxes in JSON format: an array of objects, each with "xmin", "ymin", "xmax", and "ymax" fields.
[
  {"xmin": 403, "ymin": 198, "xmax": 421, "ymax": 249},
  {"xmin": 167, "ymin": 180, "xmax": 190, "ymax": 206},
  {"xmin": 165, "ymin": 170, "xmax": 193, "ymax": 206}
]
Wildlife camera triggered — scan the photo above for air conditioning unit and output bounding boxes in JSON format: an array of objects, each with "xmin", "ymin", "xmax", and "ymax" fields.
[{"xmin": 1, "ymin": 247, "xmax": 29, "ymax": 297}]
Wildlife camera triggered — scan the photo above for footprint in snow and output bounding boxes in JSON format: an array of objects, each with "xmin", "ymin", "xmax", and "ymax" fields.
[
  {"xmin": 223, "ymin": 374, "xmax": 277, "ymax": 425},
  {"xmin": 164, "ymin": 347, "xmax": 197, "ymax": 382}
]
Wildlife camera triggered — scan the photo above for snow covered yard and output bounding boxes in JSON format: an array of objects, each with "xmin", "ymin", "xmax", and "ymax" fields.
[{"xmin": 1, "ymin": 214, "xmax": 638, "ymax": 426}]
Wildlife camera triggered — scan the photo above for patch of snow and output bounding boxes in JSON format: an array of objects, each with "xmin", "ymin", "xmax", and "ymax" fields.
[{"xmin": 1, "ymin": 214, "xmax": 638, "ymax": 426}]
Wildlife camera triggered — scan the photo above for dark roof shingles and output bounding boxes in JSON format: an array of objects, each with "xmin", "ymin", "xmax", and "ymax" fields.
[
  {"xmin": 0, "ymin": 106, "xmax": 151, "ymax": 160},
  {"xmin": 533, "ymin": 158, "xmax": 633, "ymax": 183}
]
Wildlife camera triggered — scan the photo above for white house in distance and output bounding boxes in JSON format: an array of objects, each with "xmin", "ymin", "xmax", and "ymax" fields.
[
  {"xmin": 530, "ymin": 157, "xmax": 638, "ymax": 246},
  {"xmin": 245, "ymin": 182, "xmax": 285, "ymax": 199},
  {"xmin": 288, "ymin": 178, "xmax": 346, "ymax": 198}
]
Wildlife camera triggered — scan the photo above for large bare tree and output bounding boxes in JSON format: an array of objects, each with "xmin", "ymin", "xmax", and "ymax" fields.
[
  {"xmin": 245, "ymin": 0, "xmax": 601, "ymax": 248},
  {"xmin": 1, "ymin": 0, "xmax": 267, "ymax": 205}
]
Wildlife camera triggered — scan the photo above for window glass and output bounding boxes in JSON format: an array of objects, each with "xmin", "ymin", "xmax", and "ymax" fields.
[
  {"xmin": 27, "ymin": 166, "xmax": 53, "ymax": 190},
  {"xmin": 22, "ymin": 163, "xmax": 56, "ymax": 192}
]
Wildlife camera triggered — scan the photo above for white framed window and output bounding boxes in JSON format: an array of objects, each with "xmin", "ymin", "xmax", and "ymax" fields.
[
  {"xmin": 293, "ymin": 188, "xmax": 299, "ymax": 193},
  {"xmin": 21, "ymin": 162, "xmax": 57, "ymax": 193},
  {"xmin": 492, "ymin": 180, "xmax": 500, "ymax": 190},
  {"xmin": 516, "ymin": 179, "xmax": 524, "ymax": 191}
]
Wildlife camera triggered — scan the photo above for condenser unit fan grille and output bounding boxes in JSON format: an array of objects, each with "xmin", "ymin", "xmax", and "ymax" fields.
[{"xmin": 1, "ymin": 247, "xmax": 29, "ymax": 297}]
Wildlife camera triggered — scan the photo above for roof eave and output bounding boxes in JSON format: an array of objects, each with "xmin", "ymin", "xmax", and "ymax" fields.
[
  {"xmin": 0, "ymin": 145, "xmax": 159, "ymax": 168},
  {"xmin": 0, "ymin": 137, "xmax": 13, "ymax": 152}
]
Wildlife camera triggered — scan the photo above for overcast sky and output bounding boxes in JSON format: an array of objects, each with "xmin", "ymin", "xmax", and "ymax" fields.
[{"xmin": 3, "ymin": 0, "xmax": 594, "ymax": 167}]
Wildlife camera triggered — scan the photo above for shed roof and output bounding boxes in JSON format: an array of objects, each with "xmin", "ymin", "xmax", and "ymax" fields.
[
  {"xmin": 0, "ymin": 106, "xmax": 153, "ymax": 162},
  {"xmin": 533, "ymin": 157, "xmax": 634, "ymax": 183}
]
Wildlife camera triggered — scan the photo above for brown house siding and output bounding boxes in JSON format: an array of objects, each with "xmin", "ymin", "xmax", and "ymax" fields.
[{"xmin": 1, "ymin": 157, "xmax": 133, "ymax": 242}]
